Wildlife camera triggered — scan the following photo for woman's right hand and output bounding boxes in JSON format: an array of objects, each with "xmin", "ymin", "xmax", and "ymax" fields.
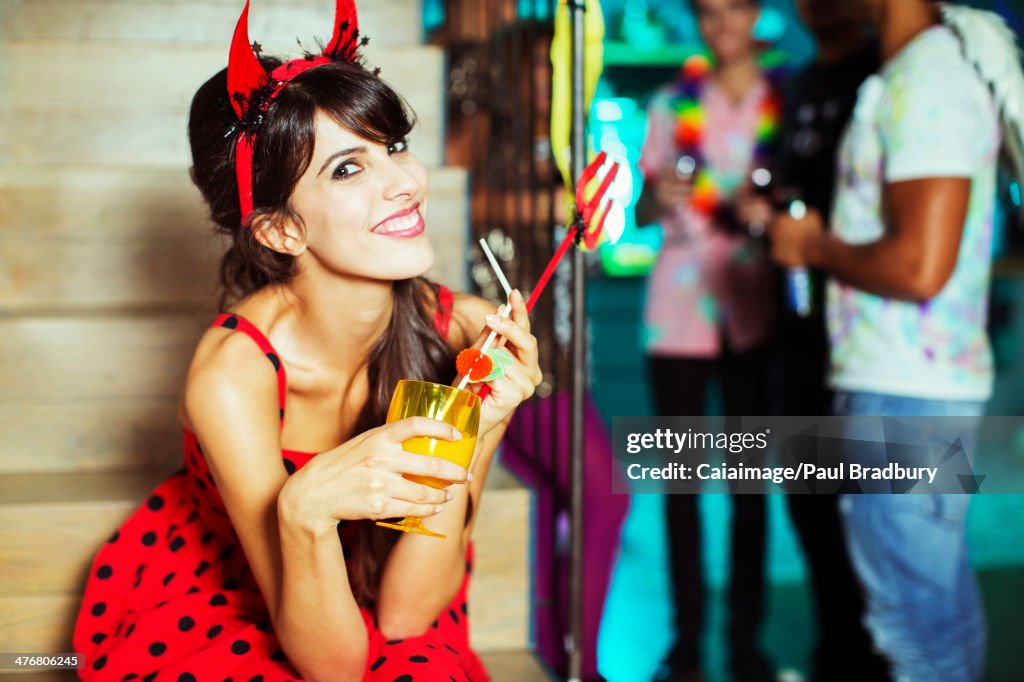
[
  {"xmin": 278, "ymin": 417, "xmax": 470, "ymax": 533},
  {"xmin": 653, "ymin": 166, "xmax": 694, "ymax": 213}
]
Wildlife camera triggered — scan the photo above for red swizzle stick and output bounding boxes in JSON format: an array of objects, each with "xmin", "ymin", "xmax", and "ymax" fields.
[{"xmin": 474, "ymin": 153, "xmax": 621, "ymax": 399}]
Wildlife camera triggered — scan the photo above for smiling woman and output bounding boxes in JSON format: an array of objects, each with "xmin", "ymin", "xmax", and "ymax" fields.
[
  {"xmin": 189, "ymin": 58, "xmax": 433, "ymax": 301},
  {"xmin": 70, "ymin": 2, "xmax": 542, "ymax": 681}
]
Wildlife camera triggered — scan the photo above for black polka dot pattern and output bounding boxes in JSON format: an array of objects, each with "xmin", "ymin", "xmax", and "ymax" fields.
[
  {"xmin": 231, "ymin": 640, "xmax": 250, "ymax": 655},
  {"xmin": 178, "ymin": 616, "xmax": 195, "ymax": 632},
  {"xmin": 370, "ymin": 656, "xmax": 387, "ymax": 671},
  {"xmin": 141, "ymin": 531, "xmax": 157, "ymax": 546},
  {"xmin": 148, "ymin": 642, "xmax": 167, "ymax": 657},
  {"xmin": 97, "ymin": 565, "xmax": 113, "ymax": 579}
]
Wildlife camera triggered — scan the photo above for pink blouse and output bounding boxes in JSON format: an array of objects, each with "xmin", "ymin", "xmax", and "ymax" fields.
[{"xmin": 640, "ymin": 77, "xmax": 777, "ymax": 358}]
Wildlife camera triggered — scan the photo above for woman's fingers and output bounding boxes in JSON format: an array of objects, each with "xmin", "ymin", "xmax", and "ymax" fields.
[
  {"xmin": 484, "ymin": 364, "xmax": 538, "ymax": 408},
  {"xmin": 365, "ymin": 495, "xmax": 446, "ymax": 520},
  {"xmin": 484, "ymin": 311, "xmax": 538, "ymax": 361},
  {"xmin": 356, "ymin": 418, "xmax": 470, "ymax": 483},
  {"xmin": 367, "ymin": 447, "xmax": 469, "ymax": 483},
  {"xmin": 390, "ymin": 450, "xmax": 469, "ymax": 483},
  {"xmin": 386, "ymin": 476, "xmax": 452, "ymax": 506},
  {"xmin": 508, "ymin": 289, "xmax": 531, "ymax": 333},
  {"xmin": 386, "ymin": 416, "xmax": 463, "ymax": 444},
  {"xmin": 503, "ymin": 358, "xmax": 542, "ymax": 391},
  {"xmin": 466, "ymin": 303, "xmax": 510, "ymax": 350},
  {"xmin": 482, "ymin": 310, "xmax": 542, "ymax": 387}
]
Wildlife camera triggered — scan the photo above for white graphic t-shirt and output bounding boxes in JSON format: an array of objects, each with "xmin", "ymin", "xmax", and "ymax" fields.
[{"xmin": 827, "ymin": 26, "xmax": 1001, "ymax": 401}]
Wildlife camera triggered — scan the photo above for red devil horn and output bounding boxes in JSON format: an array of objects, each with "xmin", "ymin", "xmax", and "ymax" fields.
[
  {"xmin": 324, "ymin": 0, "xmax": 360, "ymax": 57},
  {"xmin": 227, "ymin": 0, "xmax": 269, "ymax": 118}
]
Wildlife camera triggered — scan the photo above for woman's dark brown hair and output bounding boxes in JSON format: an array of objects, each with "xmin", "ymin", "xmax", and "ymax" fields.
[{"xmin": 188, "ymin": 59, "xmax": 456, "ymax": 607}]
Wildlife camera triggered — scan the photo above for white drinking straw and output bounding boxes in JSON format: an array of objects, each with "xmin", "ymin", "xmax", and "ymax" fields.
[
  {"xmin": 479, "ymin": 238, "xmax": 513, "ymax": 297},
  {"xmin": 455, "ymin": 240, "xmax": 515, "ymax": 391}
]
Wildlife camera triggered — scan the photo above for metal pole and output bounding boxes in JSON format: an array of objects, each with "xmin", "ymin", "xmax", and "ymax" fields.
[{"xmin": 568, "ymin": 1, "xmax": 586, "ymax": 680}]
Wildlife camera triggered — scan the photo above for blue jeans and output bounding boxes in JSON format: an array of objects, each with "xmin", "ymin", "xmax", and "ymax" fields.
[{"xmin": 832, "ymin": 390, "xmax": 986, "ymax": 682}]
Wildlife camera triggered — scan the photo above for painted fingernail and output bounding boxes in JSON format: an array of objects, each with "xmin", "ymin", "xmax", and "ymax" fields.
[
  {"xmin": 435, "ymin": 504, "xmax": 445, "ymax": 513},
  {"xmin": 446, "ymin": 490, "xmax": 454, "ymax": 501},
  {"xmin": 467, "ymin": 472, "xmax": 475, "ymax": 482},
  {"xmin": 485, "ymin": 314, "xmax": 500, "ymax": 325},
  {"xmin": 451, "ymin": 428, "xmax": 462, "ymax": 441}
]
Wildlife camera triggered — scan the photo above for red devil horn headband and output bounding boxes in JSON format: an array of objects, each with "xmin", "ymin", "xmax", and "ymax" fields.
[{"xmin": 226, "ymin": 0, "xmax": 363, "ymax": 222}]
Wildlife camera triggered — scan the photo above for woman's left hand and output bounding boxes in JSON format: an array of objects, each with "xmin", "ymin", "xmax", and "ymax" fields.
[{"xmin": 470, "ymin": 289, "xmax": 543, "ymax": 435}]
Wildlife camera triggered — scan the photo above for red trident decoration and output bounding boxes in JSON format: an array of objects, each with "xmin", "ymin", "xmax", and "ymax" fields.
[
  {"xmin": 524, "ymin": 151, "xmax": 623, "ymax": 313},
  {"xmin": 227, "ymin": 0, "xmax": 363, "ymax": 222}
]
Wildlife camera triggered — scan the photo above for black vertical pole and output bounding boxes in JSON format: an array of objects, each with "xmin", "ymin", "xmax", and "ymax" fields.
[{"xmin": 568, "ymin": 1, "xmax": 586, "ymax": 680}]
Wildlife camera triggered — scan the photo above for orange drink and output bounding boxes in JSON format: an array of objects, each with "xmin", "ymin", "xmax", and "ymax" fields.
[
  {"xmin": 375, "ymin": 380, "xmax": 481, "ymax": 538},
  {"xmin": 398, "ymin": 434, "xmax": 478, "ymax": 488}
]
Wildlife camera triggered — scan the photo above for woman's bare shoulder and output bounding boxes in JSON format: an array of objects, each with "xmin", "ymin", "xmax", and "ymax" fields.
[{"xmin": 179, "ymin": 308, "xmax": 282, "ymax": 433}]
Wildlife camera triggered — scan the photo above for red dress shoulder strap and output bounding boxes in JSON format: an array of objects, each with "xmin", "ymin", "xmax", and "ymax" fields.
[
  {"xmin": 211, "ymin": 313, "xmax": 287, "ymax": 424},
  {"xmin": 434, "ymin": 284, "xmax": 454, "ymax": 340}
]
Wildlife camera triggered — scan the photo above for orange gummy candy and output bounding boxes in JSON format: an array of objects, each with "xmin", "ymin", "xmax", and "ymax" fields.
[{"xmin": 456, "ymin": 348, "xmax": 493, "ymax": 382}]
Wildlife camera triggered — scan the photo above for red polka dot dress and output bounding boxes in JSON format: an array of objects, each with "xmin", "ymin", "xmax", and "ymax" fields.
[{"xmin": 73, "ymin": 286, "xmax": 490, "ymax": 681}]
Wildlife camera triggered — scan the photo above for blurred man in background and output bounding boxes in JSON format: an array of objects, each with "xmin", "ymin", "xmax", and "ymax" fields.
[
  {"xmin": 745, "ymin": 1, "xmax": 891, "ymax": 680},
  {"xmin": 771, "ymin": 0, "xmax": 1023, "ymax": 677}
]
